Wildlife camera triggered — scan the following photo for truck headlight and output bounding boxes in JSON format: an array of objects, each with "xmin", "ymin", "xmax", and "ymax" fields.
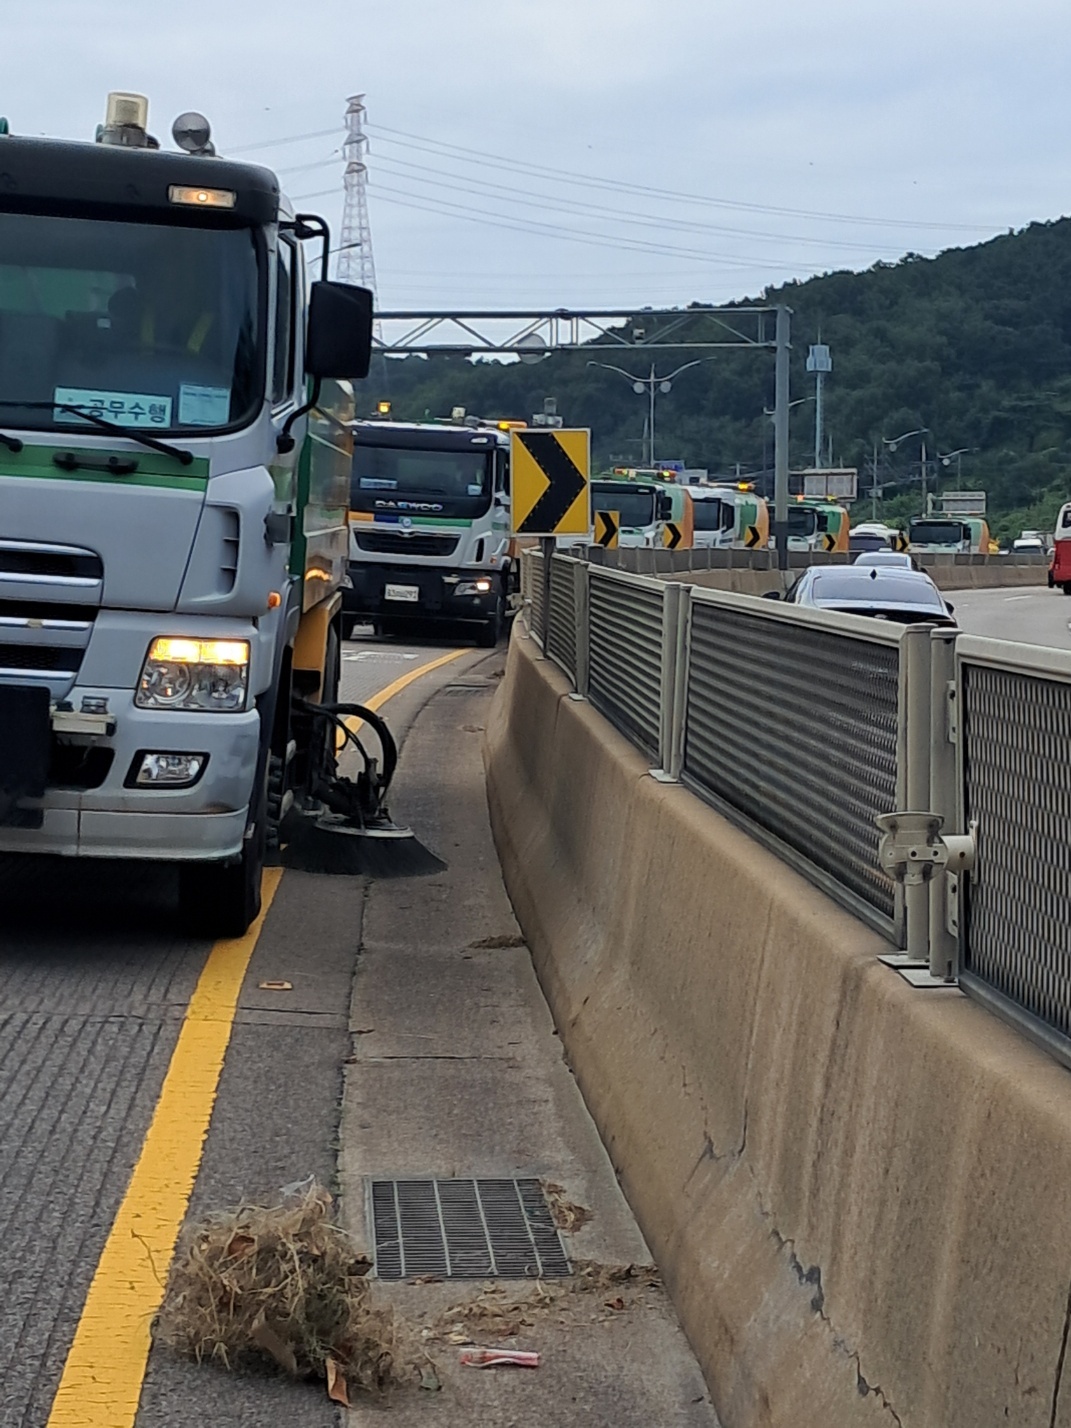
[
  {"xmin": 455, "ymin": 578, "xmax": 494, "ymax": 596},
  {"xmin": 136, "ymin": 637, "xmax": 250, "ymax": 712}
]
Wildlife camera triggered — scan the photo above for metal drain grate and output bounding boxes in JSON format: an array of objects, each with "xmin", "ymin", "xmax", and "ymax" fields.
[{"xmin": 370, "ymin": 1177, "xmax": 571, "ymax": 1280}]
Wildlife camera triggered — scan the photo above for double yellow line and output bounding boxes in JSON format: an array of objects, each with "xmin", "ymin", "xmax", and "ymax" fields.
[{"xmin": 46, "ymin": 647, "xmax": 465, "ymax": 1428}]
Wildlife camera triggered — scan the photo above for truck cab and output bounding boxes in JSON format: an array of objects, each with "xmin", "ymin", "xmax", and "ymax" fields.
[
  {"xmin": 589, "ymin": 477, "xmax": 671, "ymax": 547},
  {"xmin": 908, "ymin": 517, "xmax": 971, "ymax": 554},
  {"xmin": 785, "ymin": 500, "xmax": 849, "ymax": 553},
  {"xmin": 344, "ymin": 418, "xmax": 512, "ymax": 645},
  {"xmin": 688, "ymin": 485, "xmax": 769, "ymax": 550},
  {"xmin": 0, "ymin": 93, "xmax": 372, "ymax": 933}
]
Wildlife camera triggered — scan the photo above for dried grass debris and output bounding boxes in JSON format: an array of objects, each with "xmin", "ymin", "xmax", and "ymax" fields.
[{"xmin": 154, "ymin": 1181, "xmax": 415, "ymax": 1397}]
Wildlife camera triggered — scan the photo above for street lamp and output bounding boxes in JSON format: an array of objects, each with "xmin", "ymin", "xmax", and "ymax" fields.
[
  {"xmin": 761, "ymin": 396, "xmax": 813, "ymax": 487},
  {"xmin": 587, "ymin": 358, "xmax": 717, "ymax": 467},
  {"xmin": 883, "ymin": 427, "xmax": 930, "ymax": 512},
  {"xmin": 937, "ymin": 447, "xmax": 973, "ymax": 483}
]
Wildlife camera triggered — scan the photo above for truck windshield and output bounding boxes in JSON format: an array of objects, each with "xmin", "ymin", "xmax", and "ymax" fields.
[
  {"xmin": 787, "ymin": 507, "xmax": 819, "ymax": 538},
  {"xmin": 592, "ymin": 486, "xmax": 655, "ymax": 528},
  {"xmin": 0, "ymin": 211, "xmax": 261, "ymax": 435},
  {"xmin": 692, "ymin": 498, "xmax": 732, "ymax": 532},
  {"xmin": 910, "ymin": 521, "xmax": 966, "ymax": 546},
  {"xmin": 350, "ymin": 444, "xmax": 493, "ymax": 514}
]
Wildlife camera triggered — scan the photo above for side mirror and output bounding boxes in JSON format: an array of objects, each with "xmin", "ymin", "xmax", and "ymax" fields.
[
  {"xmin": 657, "ymin": 495, "xmax": 673, "ymax": 521},
  {"xmin": 761, "ymin": 588, "xmax": 782, "ymax": 600},
  {"xmin": 306, "ymin": 280, "xmax": 373, "ymax": 380},
  {"xmin": 945, "ymin": 601, "xmax": 955, "ymax": 614}
]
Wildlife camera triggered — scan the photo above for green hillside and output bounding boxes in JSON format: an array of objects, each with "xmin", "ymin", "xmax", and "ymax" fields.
[{"xmin": 366, "ymin": 218, "xmax": 1071, "ymax": 540}]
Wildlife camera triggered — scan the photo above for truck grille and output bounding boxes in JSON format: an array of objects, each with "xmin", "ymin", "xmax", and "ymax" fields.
[
  {"xmin": 0, "ymin": 541, "xmax": 101, "ymax": 699},
  {"xmin": 356, "ymin": 530, "xmax": 460, "ymax": 558}
]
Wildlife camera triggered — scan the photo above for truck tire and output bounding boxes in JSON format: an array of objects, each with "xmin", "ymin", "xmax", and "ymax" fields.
[
  {"xmin": 179, "ymin": 776, "xmax": 266, "ymax": 938},
  {"xmin": 477, "ymin": 591, "xmax": 505, "ymax": 647},
  {"xmin": 1063, "ymin": 583, "xmax": 1071, "ymax": 596}
]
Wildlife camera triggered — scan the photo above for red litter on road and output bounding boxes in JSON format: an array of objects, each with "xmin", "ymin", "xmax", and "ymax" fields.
[{"xmin": 460, "ymin": 1349, "xmax": 541, "ymax": 1369}]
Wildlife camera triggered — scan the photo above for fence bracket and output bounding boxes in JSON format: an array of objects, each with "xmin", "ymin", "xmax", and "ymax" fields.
[{"xmin": 875, "ymin": 811, "xmax": 977, "ymax": 985}]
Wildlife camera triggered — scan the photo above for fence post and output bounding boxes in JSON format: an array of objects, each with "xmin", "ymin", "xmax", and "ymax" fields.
[
  {"xmin": 540, "ymin": 537, "xmax": 554, "ymax": 650},
  {"xmin": 928, "ymin": 629, "xmax": 960, "ymax": 981},
  {"xmin": 901, "ymin": 622, "xmax": 933, "ymax": 961},
  {"xmin": 572, "ymin": 559, "xmax": 590, "ymax": 699},
  {"xmin": 653, "ymin": 581, "xmax": 688, "ymax": 781},
  {"xmin": 667, "ymin": 585, "xmax": 691, "ymax": 780}
]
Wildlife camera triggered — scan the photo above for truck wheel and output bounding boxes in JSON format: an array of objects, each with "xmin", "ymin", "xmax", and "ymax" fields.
[
  {"xmin": 477, "ymin": 592, "xmax": 505, "ymax": 647},
  {"xmin": 179, "ymin": 778, "xmax": 266, "ymax": 938},
  {"xmin": 1063, "ymin": 583, "xmax": 1071, "ymax": 596}
]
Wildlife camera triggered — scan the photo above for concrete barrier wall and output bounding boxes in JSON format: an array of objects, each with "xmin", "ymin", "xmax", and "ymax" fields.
[
  {"xmin": 485, "ymin": 630, "xmax": 1071, "ymax": 1428},
  {"xmin": 593, "ymin": 546, "xmax": 1048, "ymax": 593}
]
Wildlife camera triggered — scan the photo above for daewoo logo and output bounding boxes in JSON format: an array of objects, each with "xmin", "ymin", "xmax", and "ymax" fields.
[{"xmin": 374, "ymin": 499, "xmax": 444, "ymax": 512}]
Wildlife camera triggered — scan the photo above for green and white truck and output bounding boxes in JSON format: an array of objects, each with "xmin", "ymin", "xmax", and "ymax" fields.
[
  {"xmin": 0, "ymin": 92, "xmax": 375, "ymax": 934},
  {"xmin": 343, "ymin": 416, "xmax": 515, "ymax": 645}
]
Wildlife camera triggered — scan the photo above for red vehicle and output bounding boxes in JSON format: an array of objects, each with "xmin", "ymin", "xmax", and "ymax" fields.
[{"xmin": 1049, "ymin": 502, "xmax": 1071, "ymax": 592}]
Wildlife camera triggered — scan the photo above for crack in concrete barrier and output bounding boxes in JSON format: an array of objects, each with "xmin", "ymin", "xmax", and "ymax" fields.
[{"xmin": 765, "ymin": 1208, "xmax": 904, "ymax": 1425}]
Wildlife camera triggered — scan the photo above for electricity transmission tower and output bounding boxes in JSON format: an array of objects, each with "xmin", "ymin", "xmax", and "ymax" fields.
[{"xmin": 337, "ymin": 95, "xmax": 377, "ymax": 295}]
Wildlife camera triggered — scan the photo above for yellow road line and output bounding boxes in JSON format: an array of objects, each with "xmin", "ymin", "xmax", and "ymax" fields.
[
  {"xmin": 46, "ymin": 868, "xmax": 283, "ymax": 1427},
  {"xmin": 48, "ymin": 647, "xmax": 468, "ymax": 1428},
  {"xmin": 341, "ymin": 646, "xmax": 467, "ymax": 743}
]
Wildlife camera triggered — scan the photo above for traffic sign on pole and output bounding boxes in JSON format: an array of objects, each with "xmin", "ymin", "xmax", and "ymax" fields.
[{"xmin": 510, "ymin": 429, "xmax": 591, "ymax": 539}]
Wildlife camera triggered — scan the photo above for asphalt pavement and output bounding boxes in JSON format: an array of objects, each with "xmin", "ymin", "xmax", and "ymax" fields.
[
  {"xmin": 0, "ymin": 625, "xmax": 488, "ymax": 1428},
  {"xmin": 950, "ymin": 584, "xmax": 1071, "ymax": 648},
  {"xmin": 0, "ymin": 618, "xmax": 717, "ymax": 1428}
]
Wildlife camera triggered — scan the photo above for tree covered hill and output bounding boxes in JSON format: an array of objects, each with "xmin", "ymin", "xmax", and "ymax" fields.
[{"xmin": 367, "ymin": 217, "xmax": 1071, "ymax": 539}]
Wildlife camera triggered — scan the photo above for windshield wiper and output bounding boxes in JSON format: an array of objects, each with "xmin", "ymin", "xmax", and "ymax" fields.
[
  {"xmin": 0, "ymin": 431, "xmax": 23, "ymax": 453},
  {"xmin": 0, "ymin": 401, "xmax": 194, "ymax": 465}
]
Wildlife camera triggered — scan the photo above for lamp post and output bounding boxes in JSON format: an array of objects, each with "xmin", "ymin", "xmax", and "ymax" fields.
[
  {"xmin": 761, "ymin": 396, "xmax": 812, "ymax": 491},
  {"xmin": 937, "ymin": 447, "xmax": 972, "ymax": 484},
  {"xmin": 883, "ymin": 427, "xmax": 930, "ymax": 513},
  {"xmin": 587, "ymin": 358, "xmax": 717, "ymax": 467}
]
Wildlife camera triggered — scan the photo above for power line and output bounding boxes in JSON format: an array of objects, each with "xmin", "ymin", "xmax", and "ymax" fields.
[
  {"xmin": 367, "ymin": 154, "xmax": 907, "ymax": 255},
  {"xmin": 229, "ymin": 125, "xmax": 339, "ymax": 155},
  {"xmin": 365, "ymin": 121, "xmax": 992, "ymax": 234},
  {"xmin": 295, "ymin": 180, "xmax": 817, "ymax": 268}
]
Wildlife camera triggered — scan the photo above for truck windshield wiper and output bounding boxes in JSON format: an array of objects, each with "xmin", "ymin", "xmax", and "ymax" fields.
[
  {"xmin": 0, "ymin": 431, "xmax": 23, "ymax": 453},
  {"xmin": 0, "ymin": 401, "xmax": 194, "ymax": 465}
]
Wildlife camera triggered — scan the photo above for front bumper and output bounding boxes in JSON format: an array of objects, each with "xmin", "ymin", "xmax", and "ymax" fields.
[
  {"xmin": 343, "ymin": 563, "xmax": 499, "ymax": 622},
  {"xmin": 0, "ymin": 689, "xmax": 261, "ymax": 860}
]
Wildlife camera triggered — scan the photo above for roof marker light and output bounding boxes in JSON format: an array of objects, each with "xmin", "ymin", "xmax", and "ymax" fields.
[{"xmin": 168, "ymin": 184, "xmax": 236, "ymax": 209}]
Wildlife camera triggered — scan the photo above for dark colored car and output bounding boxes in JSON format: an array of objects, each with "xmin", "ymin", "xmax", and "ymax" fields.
[{"xmin": 774, "ymin": 566, "xmax": 955, "ymax": 625}]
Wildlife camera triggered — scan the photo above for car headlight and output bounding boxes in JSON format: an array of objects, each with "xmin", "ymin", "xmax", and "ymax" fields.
[
  {"xmin": 136, "ymin": 637, "xmax": 250, "ymax": 712},
  {"xmin": 455, "ymin": 578, "xmax": 494, "ymax": 596}
]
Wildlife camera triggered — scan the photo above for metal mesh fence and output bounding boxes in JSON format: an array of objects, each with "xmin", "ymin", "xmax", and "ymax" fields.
[
  {"xmin": 961, "ymin": 661, "xmax": 1071, "ymax": 1048},
  {"xmin": 546, "ymin": 556, "xmax": 578, "ymax": 684},
  {"xmin": 587, "ymin": 568, "xmax": 664, "ymax": 756},
  {"xmin": 683, "ymin": 598, "xmax": 900, "ymax": 923}
]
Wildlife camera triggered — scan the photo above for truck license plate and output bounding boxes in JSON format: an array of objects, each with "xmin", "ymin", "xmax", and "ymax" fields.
[{"xmin": 384, "ymin": 584, "xmax": 420, "ymax": 603}]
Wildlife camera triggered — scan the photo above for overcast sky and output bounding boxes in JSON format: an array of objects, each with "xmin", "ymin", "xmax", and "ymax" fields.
[{"xmin": 4, "ymin": 0, "xmax": 1070, "ymax": 312}]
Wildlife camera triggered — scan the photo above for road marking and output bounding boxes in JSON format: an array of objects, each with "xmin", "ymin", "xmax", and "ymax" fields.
[
  {"xmin": 1004, "ymin": 594, "xmax": 1033, "ymax": 601},
  {"xmin": 343, "ymin": 646, "xmax": 467, "ymax": 741},
  {"xmin": 49, "ymin": 647, "xmax": 468, "ymax": 1427},
  {"xmin": 46, "ymin": 868, "xmax": 284, "ymax": 1428}
]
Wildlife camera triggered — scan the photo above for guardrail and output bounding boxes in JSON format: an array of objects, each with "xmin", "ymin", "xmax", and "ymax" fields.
[{"xmin": 517, "ymin": 547, "xmax": 1071, "ymax": 1071}]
